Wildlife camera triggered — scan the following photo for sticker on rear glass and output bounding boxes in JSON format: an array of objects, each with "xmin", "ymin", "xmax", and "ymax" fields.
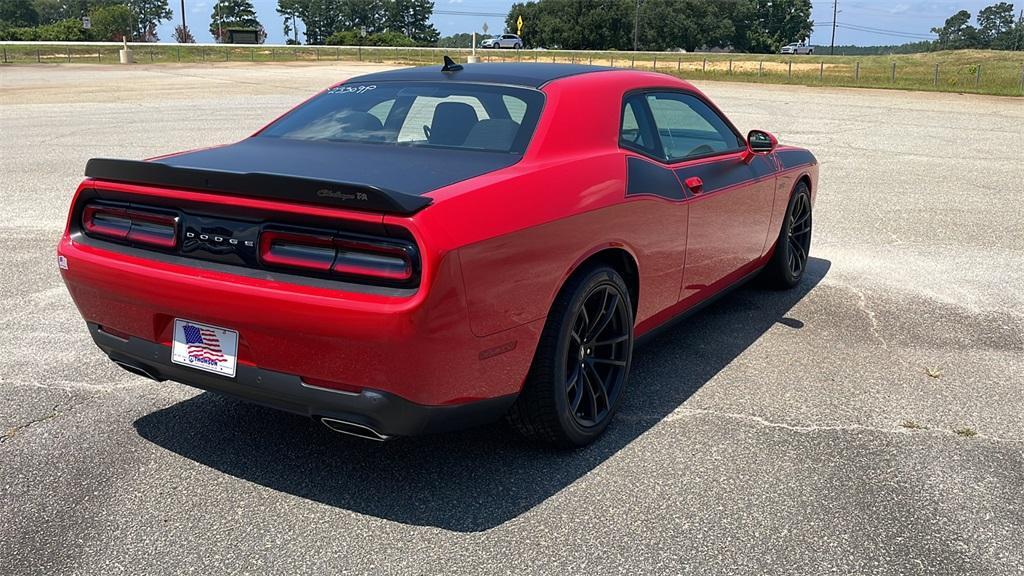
[{"xmin": 328, "ymin": 84, "xmax": 376, "ymax": 95}]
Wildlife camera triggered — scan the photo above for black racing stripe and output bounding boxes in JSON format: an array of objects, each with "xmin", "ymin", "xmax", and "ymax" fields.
[
  {"xmin": 626, "ymin": 157, "xmax": 688, "ymax": 200},
  {"xmin": 776, "ymin": 149, "xmax": 818, "ymax": 170},
  {"xmin": 351, "ymin": 63, "xmax": 617, "ymax": 89},
  {"xmin": 674, "ymin": 154, "xmax": 775, "ymax": 195}
]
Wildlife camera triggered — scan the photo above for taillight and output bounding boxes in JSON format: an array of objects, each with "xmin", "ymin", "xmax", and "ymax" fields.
[
  {"xmin": 259, "ymin": 229, "xmax": 416, "ymax": 285},
  {"xmin": 82, "ymin": 203, "xmax": 178, "ymax": 249}
]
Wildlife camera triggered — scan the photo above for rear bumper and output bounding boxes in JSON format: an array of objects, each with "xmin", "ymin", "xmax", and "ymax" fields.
[
  {"xmin": 59, "ymin": 233, "xmax": 542, "ymax": 406},
  {"xmin": 90, "ymin": 323, "xmax": 517, "ymax": 437}
]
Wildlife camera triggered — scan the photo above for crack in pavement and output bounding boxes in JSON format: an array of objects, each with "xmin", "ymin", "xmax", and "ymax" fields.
[
  {"xmin": 642, "ymin": 407, "xmax": 1024, "ymax": 444},
  {"xmin": 847, "ymin": 283, "xmax": 890, "ymax": 351},
  {"xmin": 0, "ymin": 389, "xmax": 95, "ymax": 444}
]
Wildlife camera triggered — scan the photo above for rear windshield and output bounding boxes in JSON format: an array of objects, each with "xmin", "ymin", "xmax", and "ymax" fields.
[{"xmin": 259, "ymin": 82, "xmax": 545, "ymax": 154}]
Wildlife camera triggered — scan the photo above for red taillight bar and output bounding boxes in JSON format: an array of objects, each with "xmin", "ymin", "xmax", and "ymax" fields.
[
  {"xmin": 258, "ymin": 230, "xmax": 336, "ymax": 272},
  {"xmin": 259, "ymin": 230, "xmax": 415, "ymax": 284},
  {"xmin": 82, "ymin": 203, "xmax": 178, "ymax": 249}
]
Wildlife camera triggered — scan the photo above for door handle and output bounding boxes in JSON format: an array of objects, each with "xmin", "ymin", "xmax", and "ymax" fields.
[{"xmin": 684, "ymin": 176, "xmax": 704, "ymax": 195}]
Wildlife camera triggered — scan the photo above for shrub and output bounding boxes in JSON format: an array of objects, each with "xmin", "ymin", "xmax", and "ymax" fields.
[
  {"xmin": 325, "ymin": 30, "xmax": 416, "ymax": 47},
  {"xmin": 89, "ymin": 5, "xmax": 133, "ymax": 41}
]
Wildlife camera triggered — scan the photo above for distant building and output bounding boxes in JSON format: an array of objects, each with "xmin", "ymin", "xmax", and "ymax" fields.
[{"xmin": 224, "ymin": 28, "xmax": 260, "ymax": 44}]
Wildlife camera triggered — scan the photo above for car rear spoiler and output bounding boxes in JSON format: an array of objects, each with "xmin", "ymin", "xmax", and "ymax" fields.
[{"xmin": 84, "ymin": 158, "xmax": 433, "ymax": 215}]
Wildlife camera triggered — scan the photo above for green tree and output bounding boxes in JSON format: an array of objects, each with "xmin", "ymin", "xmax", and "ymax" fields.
[
  {"xmin": 277, "ymin": 0, "xmax": 437, "ymax": 45},
  {"xmin": 1, "ymin": 0, "xmax": 40, "ymax": 26},
  {"xmin": 210, "ymin": 0, "xmax": 264, "ymax": 42},
  {"xmin": 636, "ymin": 0, "xmax": 735, "ymax": 51},
  {"xmin": 731, "ymin": 0, "xmax": 814, "ymax": 53},
  {"xmin": 278, "ymin": 0, "xmax": 346, "ymax": 45},
  {"xmin": 32, "ymin": 0, "xmax": 71, "ymax": 25},
  {"xmin": 325, "ymin": 28, "xmax": 415, "ymax": 45},
  {"xmin": 931, "ymin": 10, "xmax": 980, "ymax": 49},
  {"xmin": 506, "ymin": 0, "xmax": 634, "ymax": 50},
  {"xmin": 1, "ymin": 16, "xmax": 88, "ymax": 39},
  {"xmin": 978, "ymin": 2, "xmax": 1016, "ymax": 48},
  {"xmin": 88, "ymin": 3, "xmax": 131, "ymax": 40},
  {"xmin": 437, "ymin": 31, "xmax": 481, "ymax": 48},
  {"xmin": 125, "ymin": 0, "xmax": 171, "ymax": 40},
  {"xmin": 381, "ymin": 0, "xmax": 436, "ymax": 43},
  {"xmin": 505, "ymin": 0, "xmax": 810, "ymax": 52}
]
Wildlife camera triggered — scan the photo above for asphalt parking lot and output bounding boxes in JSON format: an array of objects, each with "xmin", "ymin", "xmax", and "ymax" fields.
[{"xmin": 1, "ymin": 63, "xmax": 1022, "ymax": 575}]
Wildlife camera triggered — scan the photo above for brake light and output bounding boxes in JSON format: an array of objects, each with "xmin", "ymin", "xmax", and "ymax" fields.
[
  {"xmin": 258, "ymin": 230, "xmax": 335, "ymax": 272},
  {"xmin": 82, "ymin": 204, "xmax": 178, "ymax": 249},
  {"xmin": 259, "ymin": 229, "xmax": 415, "ymax": 284}
]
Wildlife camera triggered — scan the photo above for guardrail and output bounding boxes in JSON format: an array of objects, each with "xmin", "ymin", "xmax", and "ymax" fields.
[{"xmin": 2, "ymin": 42, "xmax": 1022, "ymax": 96}]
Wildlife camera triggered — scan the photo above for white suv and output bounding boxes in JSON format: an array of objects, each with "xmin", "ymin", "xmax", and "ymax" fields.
[
  {"xmin": 481, "ymin": 34, "xmax": 523, "ymax": 49},
  {"xmin": 780, "ymin": 42, "xmax": 814, "ymax": 55}
]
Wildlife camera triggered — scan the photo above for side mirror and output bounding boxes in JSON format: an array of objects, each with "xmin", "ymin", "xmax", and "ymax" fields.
[{"xmin": 743, "ymin": 129, "xmax": 777, "ymax": 162}]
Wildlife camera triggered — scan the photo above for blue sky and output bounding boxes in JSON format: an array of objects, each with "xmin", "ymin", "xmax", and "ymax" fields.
[{"xmin": 156, "ymin": 0, "xmax": 1007, "ymax": 46}]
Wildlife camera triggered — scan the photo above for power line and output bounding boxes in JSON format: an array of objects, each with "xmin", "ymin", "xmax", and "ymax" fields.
[
  {"xmin": 434, "ymin": 10, "xmax": 507, "ymax": 18},
  {"xmin": 820, "ymin": 21, "xmax": 937, "ymax": 40}
]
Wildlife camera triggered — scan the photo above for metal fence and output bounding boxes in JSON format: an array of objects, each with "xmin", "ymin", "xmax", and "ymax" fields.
[{"xmin": 3, "ymin": 42, "xmax": 1022, "ymax": 96}]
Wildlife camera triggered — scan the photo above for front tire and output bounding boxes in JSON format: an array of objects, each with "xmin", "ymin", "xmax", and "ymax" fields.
[
  {"xmin": 507, "ymin": 265, "xmax": 634, "ymax": 447},
  {"xmin": 762, "ymin": 181, "xmax": 812, "ymax": 289}
]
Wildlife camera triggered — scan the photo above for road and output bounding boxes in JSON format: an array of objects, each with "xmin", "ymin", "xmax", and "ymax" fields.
[{"xmin": 1, "ymin": 63, "xmax": 1022, "ymax": 575}]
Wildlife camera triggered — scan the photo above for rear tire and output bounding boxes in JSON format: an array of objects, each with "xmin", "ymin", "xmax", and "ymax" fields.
[
  {"xmin": 762, "ymin": 181, "xmax": 812, "ymax": 289},
  {"xmin": 507, "ymin": 265, "xmax": 634, "ymax": 447}
]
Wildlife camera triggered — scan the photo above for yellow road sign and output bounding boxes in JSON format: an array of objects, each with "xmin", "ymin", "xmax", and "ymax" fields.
[{"xmin": 517, "ymin": 15, "xmax": 524, "ymax": 36}]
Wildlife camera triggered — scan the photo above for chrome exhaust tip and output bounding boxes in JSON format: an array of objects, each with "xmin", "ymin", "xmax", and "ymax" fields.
[
  {"xmin": 112, "ymin": 359, "xmax": 164, "ymax": 382},
  {"xmin": 320, "ymin": 417, "xmax": 391, "ymax": 442}
]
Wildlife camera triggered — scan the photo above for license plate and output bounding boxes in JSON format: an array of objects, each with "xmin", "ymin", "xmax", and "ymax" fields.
[{"xmin": 171, "ymin": 319, "xmax": 239, "ymax": 378}]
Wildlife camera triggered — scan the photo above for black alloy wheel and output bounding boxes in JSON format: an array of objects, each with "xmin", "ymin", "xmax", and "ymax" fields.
[
  {"xmin": 507, "ymin": 265, "xmax": 634, "ymax": 447},
  {"xmin": 564, "ymin": 284, "xmax": 631, "ymax": 428},
  {"xmin": 763, "ymin": 181, "xmax": 813, "ymax": 289},
  {"xmin": 786, "ymin": 189, "xmax": 812, "ymax": 278}
]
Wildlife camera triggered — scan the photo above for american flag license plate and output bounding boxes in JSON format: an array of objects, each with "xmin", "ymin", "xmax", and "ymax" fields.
[{"xmin": 171, "ymin": 319, "xmax": 239, "ymax": 378}]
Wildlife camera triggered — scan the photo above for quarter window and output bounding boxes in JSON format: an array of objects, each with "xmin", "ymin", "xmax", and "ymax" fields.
[
  {"xmin": 619, "ymin": 95, "xmax": 657, "ymax": 156},
  {"xmin": 643, "ymin": 92, "xmax": 743, "ymax": 161}
]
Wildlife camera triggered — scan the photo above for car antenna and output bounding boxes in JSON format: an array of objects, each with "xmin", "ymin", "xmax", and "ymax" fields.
[{"xmin": 442, "ymin": 55, "xmax": 463, "ymax": 73}]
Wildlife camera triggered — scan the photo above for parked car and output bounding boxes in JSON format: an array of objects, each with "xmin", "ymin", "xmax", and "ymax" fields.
[
  {"xmin": 481, "ymin": 34, "xmax": 523, "ymax": 49},
  {"xmin": 59, "ymin": 60, "xmax": 818, "ymax": 447},
  {"xmin": 781, "ymin": 42, "xmax": 814, "ymax": 54}
]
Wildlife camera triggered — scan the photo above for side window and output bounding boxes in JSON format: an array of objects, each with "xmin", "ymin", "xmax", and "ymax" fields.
[
  {"xmin": 644, "ymin": 92, "xmax": 743, "ymax": 161},
  {"xmin": 619, "ymin": 95, "xmax": 657, "ymax": 156}
]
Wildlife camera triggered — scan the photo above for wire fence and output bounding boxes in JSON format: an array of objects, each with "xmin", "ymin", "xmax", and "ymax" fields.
[{"xmin": 3, "ymin": 42, "xmax": 1023, "ymax": 96}]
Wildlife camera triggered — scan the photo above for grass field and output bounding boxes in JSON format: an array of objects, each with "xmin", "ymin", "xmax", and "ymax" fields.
[{"xmin": 2, "ymin": 43, "xmax": 1022, "ymax": 96}]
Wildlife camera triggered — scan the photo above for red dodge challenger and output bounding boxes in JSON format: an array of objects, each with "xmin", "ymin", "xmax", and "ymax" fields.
[{"xmin": 58, "ymin": 61, "xmax": 817, "ymax": 447}]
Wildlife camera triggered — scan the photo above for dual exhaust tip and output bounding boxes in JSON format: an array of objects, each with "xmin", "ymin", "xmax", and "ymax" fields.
[
  {"xmin": 320, "ymin": 417, "xmax": 391, "ymax": 442},
  {"xmin": 112, "ymin": 359, "xmax": 164, "ymax": 382},
  {"xmin": 112, "ymin": 357, "xmax": 389, "ymax": 442}
]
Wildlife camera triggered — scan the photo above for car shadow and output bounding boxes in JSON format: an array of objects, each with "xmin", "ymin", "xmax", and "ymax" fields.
[{"xmin": 134, "ymin": 257, "xmax": 830, "ymax": 532}]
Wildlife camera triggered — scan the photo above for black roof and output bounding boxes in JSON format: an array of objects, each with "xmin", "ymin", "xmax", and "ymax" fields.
[{"xmin": 349, "ymin": 62, "xmax": 616, "ymax": 88}]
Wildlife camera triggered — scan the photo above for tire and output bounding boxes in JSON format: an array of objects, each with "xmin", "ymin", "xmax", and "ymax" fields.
[
  {"xmin": 762, "ymin": 181, "xmax": 812, "ymax": 289},
  {"xmin": 514, "ymin": 43, "xmax": 522, "ymax": 50},
  {"xmin": 507, "ymin": 264, "xmax": 635, "ymax": 447}
]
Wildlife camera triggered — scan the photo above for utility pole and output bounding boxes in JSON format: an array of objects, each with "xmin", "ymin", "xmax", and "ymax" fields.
[
  {"xmin": 216, "ymin": 2, "xmax": 223, "ymax": 42},
  {"xmin": 1014, "ymin": 9, "xmax": 1023, "ymax": 52},
  {"xmin": 180, "ymin": 0, "xmax": 186, "ymax": 37},
  {"xmin": 633, "ymin": 0, "xmax": 640, "ymax": 53},
  {"xmin": 830, "ymin": 0, "xmax": 837, "ymax": 55}
]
